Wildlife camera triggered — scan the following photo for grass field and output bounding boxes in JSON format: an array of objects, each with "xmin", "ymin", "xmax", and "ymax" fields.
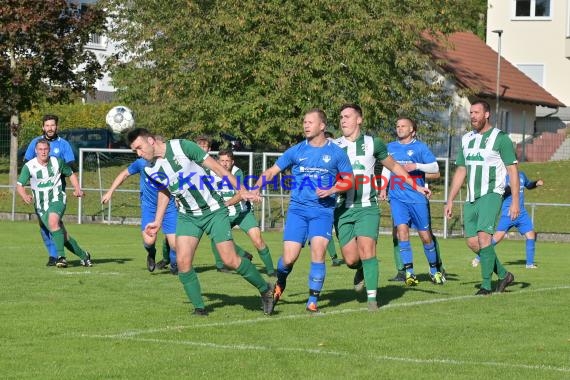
[{"xmin": 2, "ymin": 221, "xmax": 569, "ymax": 379}]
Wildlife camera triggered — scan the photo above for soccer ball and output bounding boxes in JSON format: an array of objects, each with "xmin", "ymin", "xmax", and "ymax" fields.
[{"xmin": 106, "ymin": 106, "xmax": 135, "ymax": 134}]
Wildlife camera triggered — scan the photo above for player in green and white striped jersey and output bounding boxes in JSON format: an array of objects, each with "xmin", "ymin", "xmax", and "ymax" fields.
[
  {"xmin": 333, "ymin": 104, "xmax": 430, "ymax": 310},
  {"xmin": 445, "ymin": 100, "xmax": 520, "ymax": 295},
  {"xmin": 16, "ymin": 139, "xmax": 92, "ymax": 268},
  {"xmin": 127, "ymin": 128, "xmax": 274, "ymax": 316},
  {"xmin": 209, "ymin": 149, "xmax": 275, "ymax": 276}
]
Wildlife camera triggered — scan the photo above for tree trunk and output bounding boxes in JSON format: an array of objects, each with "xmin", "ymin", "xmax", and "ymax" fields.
[{"xmin": 9, "ymin": 113, "xmax": 19, "ymax": 193}]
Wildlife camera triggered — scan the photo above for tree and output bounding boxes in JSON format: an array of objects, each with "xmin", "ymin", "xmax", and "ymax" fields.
[
  {"xmin": 103, "ymin": 0, "xmax": 486, "ymax": 149},
  {"xmin": 0, "ymin": 0, "xmax": 105, "ymax": 184}
]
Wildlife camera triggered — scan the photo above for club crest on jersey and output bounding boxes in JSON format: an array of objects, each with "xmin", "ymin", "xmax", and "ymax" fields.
[
  {"xmin": 53, "ymin": 147, "xmax": 60, "ymax": 155},
  {"xmin": 407, "ymin": 150, "xmax": 414, "ymax": 157},
  {"xmin": 322, "ymin": 155, "xmax": 331, "ymax": 163}
]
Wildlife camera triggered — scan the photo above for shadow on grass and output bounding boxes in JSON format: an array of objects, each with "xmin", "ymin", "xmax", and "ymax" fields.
[{"xmin": 68, "ymin": 257, "xmax": 133, "ymax": 266}]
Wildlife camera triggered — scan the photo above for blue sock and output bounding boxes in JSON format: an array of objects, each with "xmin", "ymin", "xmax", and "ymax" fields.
[
  {"xmin": 526, "ymin": 239, "xmax": 536, "ymax": 265},
  {"xmin": 307, "ymin": 262, "xmax": 326, "ymax": 305},
  {"xmin": 423, "ymin": 242, "xmax": 437, "ymax": 275},
  {"xmin": 399, "ymin": 240, "xmax": 413, "ymax": 274},
  {"xmin": 40, "ymin": 225, "xmax": 58, "ymax": 258},
  {"xmin": 169, "ymin": 249, "xmax": 177, "ymax": 265},
  {"xmin": 491, "ymin": 238, "xmax": 497, "ymax": 246},
  {"xmin": 276, "ymin": 257, "xmax": 292, "ymax": 289}
]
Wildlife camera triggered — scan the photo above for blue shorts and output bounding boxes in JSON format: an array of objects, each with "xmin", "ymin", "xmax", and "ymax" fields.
[
  {"xmin": 496, "ymin": 209, "xmax": 533, "ymax": 234},
  {"xmin": 283, "ymin": 203, "xmax": 333, "ymax": 244},
  {"xmin": 141, "ymin": 203, "xmax": 177, "ymax": 235},
  {"xmin": 390, "ymin": 198, "xmax": 431, "ymax": 231}
]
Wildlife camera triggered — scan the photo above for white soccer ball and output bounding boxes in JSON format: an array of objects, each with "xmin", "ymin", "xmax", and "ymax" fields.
[{"xmin": 106, "ymin": 105, "xmax": 135, "ymax": 133}]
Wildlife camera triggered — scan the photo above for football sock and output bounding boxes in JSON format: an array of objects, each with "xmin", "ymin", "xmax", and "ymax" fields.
[
  {"xmin": 161, "ymin": 238, "xmax": 170, "ymax": 263},
  {"xmin": 432, "ymin": 234, "xmax": 444, "ymax": 271},
  {"xmin": 178, "ymin": 269, "xmax": 205, "ymax": 309},
  {"xmin": 276, "ymin": 257, "xmax": 292, "ymax": 290},
  {"xmin": 423, "ymin": 242, "xmax": 438, "ymax": 275},
  {"xmin": 236, "ymin": 257, "xmax": 268, "ymax": 292},
  {"xmin": 210, "ymin": 239, "xmax": 225, "ymax": 269},
  {"xmin": 234, "ymin": 243, "xmax": 250, "ymax": 259},
  {"xmin": 257, "ymin": 246, "xmax": 275, "ymax": 275},
  {"xmin": 362, "ymin": 257, "xmax": 378, "ymax": 302},
  {"xmin": 526, "ymin": 238, "xmax": 536, "ymax": 265},
  {"xmin": 399, "ymin": 240, "xmax": 413, "ymax": 274},
  {"xmin": 169, "ymin": 248, "xmax": 177, "ymax": 265},
  {"xmin": 307, "ymin": 262, "xmax": 326, "ymax": 305},
  {"xmin": 64, "ymin": 236, "xmax": 86, "ymax": 259},
  {"xmin": 143, "ymin": 243, "xmax": 156, "ymax": 259},
  {"xmin": 40, "ymin": 225, "xmax": 58, "ymax": 258},
  {"xmin": 51, "ymin": 229, "xmax": 65, "ymax": 257},
  {"xmin": 326, "ymin": 239, "xmax": 337, "ymax": 259},
  {"xmin": 392, "ymin": 234, "xmax": 404, "ymax": 271},
  {"xmin": 479, "ymin": 245, "xmax": 506, "ymax": 290}
]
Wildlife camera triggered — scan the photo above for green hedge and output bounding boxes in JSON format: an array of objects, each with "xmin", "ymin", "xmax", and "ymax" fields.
[{"xmin": 18, "ymin": 102, "xmax": 117, "ymax": 148}]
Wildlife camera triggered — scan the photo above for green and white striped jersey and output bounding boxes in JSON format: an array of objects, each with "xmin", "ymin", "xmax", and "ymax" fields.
[
  {"xmin": 17, "ymin": 156, "xmax": 72, "ymax": 213},
  {"xmin": 456, "ymin": 128, "xmax": 517, "ymax": 202},
  {"xmin": 145, "ymin": 139, "xmax": 225, "ymax": 216},
  {"xmin": 211, "ymin": 166, "xmax": 249, "ymax": 217},
  {"xmin": 333, "ymin": 134, "xmax": 388, "ymax": 208}
]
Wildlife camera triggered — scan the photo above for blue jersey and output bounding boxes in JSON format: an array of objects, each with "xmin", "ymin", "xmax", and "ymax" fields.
[
  {"xmin": 128, "ymin": 158, "xmax": 176, "ymax": 211},
  {"xmin": 502, "ymin": 171, "xmax": 532, "ymax": 211},
  {"xmin": 25, "ymin": 136, "xmax": 75, "ymax": 163},
  {"xmin": 275, "ymin": 140, "xmax": 353, "ymax": 209},
  {"xmin": 386, "ymin": 139, "xmax": 436, "ymax": 204}
]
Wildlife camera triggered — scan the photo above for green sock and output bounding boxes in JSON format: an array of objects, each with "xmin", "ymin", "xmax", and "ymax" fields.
[
  {"xmin": 234, "ymin": 243, "xmax": 248, "ymax": 258},
  {"xmin": 479, "ymin": 245, "xmax": 497, "ymax": 290},
  {"xmin": 236, "ymin": 257, "xmax": 268, "ymax": 293},
  {"xmin": 362, "ymin": 256, "xmax": 379, "ymax": 302},
  {"xmin": 326, "ymin": 239, "xmax": 337, "ymax": 259},
  {"xmin": 161, "ymin": 238, "xmax": 170, "ymax": 262},
  {"xmin": 178, "ymin": 269, "xmax": 205, "ymax": 309},
  {"xmin": 392, "ymin": 236, "xmax": 404, "ymax": 271},
  {"xmin": 51, "ymin": 229, "xmax": 65, "ymax": 257},
  {"xmin": 64, "ymin": 236, "xmax": 86, "ymax": 259},
  {"xmin": 258, "ymin": 246, "xmax": 275, "ymax": 275},
  {"xmin": 494, "ymin": 254, "xmax": 507, "ymax": 279},
  {"xmin": 210, "ymin": 239, "xmax": 224, "ymax": 269}
]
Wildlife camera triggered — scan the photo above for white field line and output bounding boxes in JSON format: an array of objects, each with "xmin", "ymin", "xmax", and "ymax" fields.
[
  {"xmin": 56, "ymin": 271, "xmax": 122, "ymax": 276},
  {"xmin": 80, "ymin": 285, "xmax": 570, "ymax": 338},
  {"xmin": 80, "ymin": 334, "xmax": 570, "ymax": 373}
]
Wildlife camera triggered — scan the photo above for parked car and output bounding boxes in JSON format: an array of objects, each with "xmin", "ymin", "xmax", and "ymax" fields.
[{"xmin": 18, "ymin": 128, "xmax": 129, "ymax": 163}]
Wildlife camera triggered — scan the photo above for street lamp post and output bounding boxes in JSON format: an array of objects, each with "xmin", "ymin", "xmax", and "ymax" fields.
[{"xmin": 492, "ymin": 29, "xmax": 503, "ymax": 128}]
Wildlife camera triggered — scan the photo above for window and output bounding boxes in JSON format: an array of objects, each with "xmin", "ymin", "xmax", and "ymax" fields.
[
  {"xmin": 513, "ymin": 0, "xmax": 552, "ymax": 19},
  {"xmin": 516, "ymin": 64, "xmax": 544, "ymax": 86}
]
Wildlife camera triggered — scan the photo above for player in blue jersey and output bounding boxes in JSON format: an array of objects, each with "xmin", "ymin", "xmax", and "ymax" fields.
[
  {"xmin": 471, "ymin": 171, "xmax": 543, "ymax": 269},
  {"xmin": 253, "ymin": 109, "xmax": 354, "ymax": 313},
  {"xmin": 101, "ymin": 156, "xmax": 178, "ymax": 273},
  {"xmin": 24, "ymin": 114, "xmax": 76, "ymax": 266},
  {"xmin": 380, "ymin": 117, "xmax": 444, "ymax": 285}
]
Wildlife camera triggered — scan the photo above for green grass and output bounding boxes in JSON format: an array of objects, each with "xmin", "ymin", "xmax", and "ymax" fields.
[{"xmin": 1, "ymin": 221, "xmax": 569, "ymax": 379}]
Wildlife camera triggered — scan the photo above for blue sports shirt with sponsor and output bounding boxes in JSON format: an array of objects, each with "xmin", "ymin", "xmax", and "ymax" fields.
[
  {"xmin": 501, "ymin": 171, "xmax": 532, "ymax": 211},
  {"xmin": 275, "ymin": 140, "xmax": 353, "ymax": 209},
  {"xmin": 128, "ymin": 158, "xmax": 176, "ymax": 211},
  {"xmin": 25, "ymin": 136, "xmax": 75, "ymax": 163},
  {"xmin": 386, "ymin": 139, "xmax": 435, "ymax": 204}
]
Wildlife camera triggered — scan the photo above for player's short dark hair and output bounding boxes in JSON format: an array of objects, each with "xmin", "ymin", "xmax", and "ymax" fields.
[
  {"xmin": 217, "ymin": 149, "xmax": 234, "ymax": 160},
  {"xmin": 472, "ymin": 100, "xmax": 491, "ymax": 113},
  {"xmin": 397, "ymin": 116, "xmax": 417, "ymax": 132},
  {"xmin": 42, "ymin": 114, "xmax": 59, "ymax": 126},
  {"xmin": 196, "ymin": 135, "xmax": 212, "ymax": 148},
  {"xmin": 127, "ymin": 128, "xmax": 153, "ymax": 145},
  {"xmin": 340, "ymin": 103, "xmax": 363, "ymax": 118},
  {"xmin": 306, "ymin": 108, "xmax": 327, "ymax": 125}
]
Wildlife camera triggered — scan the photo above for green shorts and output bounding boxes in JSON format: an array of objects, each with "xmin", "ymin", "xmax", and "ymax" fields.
[
  {"xmin": 334, "ymin": 206, "xmax": 380, "ymax": 247},
  {"xmin": 463, "ymin": 193, "xmax": 502, "ymax": 238},
  {"xmin": 230, "ymin": 211, "xmax": 259, "ymax": 233},
  {"xmin": 37, "ymin": 201, "xmax": 66, "ymax": 228},
  {"xmin": 176, "ymin": 208, "xmax": 233, "ymax": 244}
]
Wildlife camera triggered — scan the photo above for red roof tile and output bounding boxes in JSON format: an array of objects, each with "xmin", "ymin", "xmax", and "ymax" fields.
[{"xmin": 429, "ymin": 31, "xmax": 564, "ymax": 108}]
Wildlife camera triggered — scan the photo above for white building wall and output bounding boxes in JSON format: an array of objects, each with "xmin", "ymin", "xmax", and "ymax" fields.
[{"xmin": 487, "ymin": 0, "xmax": 570, "ymax": 106}]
